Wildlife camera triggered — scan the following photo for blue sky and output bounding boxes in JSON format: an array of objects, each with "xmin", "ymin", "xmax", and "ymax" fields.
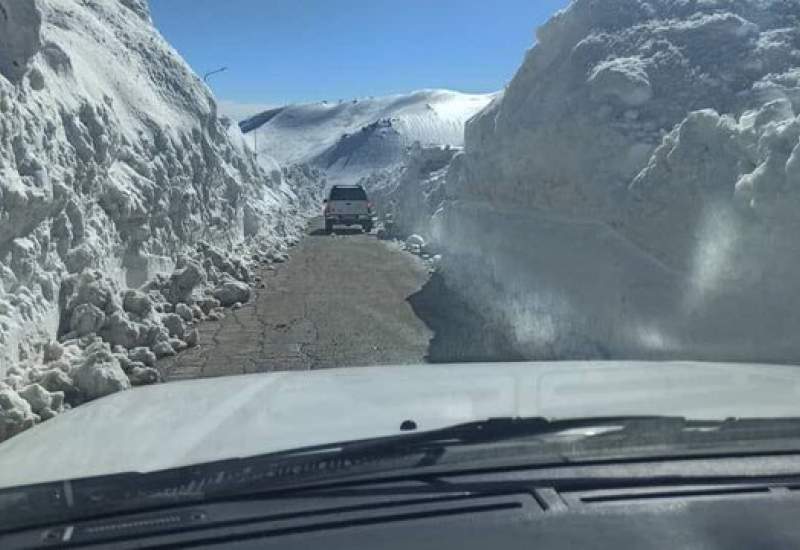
[{"xmin": 150, "ymin": 0, "xmax": 569, "ymax": 110}]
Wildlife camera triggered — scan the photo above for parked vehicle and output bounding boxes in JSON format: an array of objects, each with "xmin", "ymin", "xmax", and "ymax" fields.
[{"xmin": 324, "ymin": 185, "xmax": 374, "ymax": 233}]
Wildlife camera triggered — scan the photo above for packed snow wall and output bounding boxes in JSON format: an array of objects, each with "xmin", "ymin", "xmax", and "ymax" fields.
[
  {"xmin": 439, "ymin": 0, "xmax": 800, "ymax": 362},
  {"xmin": 362, "ymin": 144, "xmax": 458, "ymax": 240},
  {"xmin": 0, "ymin": 0, "xmax": 323, "ymax": 439}
]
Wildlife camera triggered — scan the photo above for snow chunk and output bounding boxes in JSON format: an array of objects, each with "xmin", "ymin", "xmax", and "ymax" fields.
[
  {"xmin": 184, "ymin": 327, "xmax": 199, "ymax": 348},
  {"xmin": 122, "ymin": 290, "xmax": 153, "ymax": 318},
  {"xmin": 406, "ymin": 235, "xmax": 426, "ymax": 248},
  {"xmin": 213, "ymin": 281, "xmax": 251, "ymax": 307},
  {"xmin": 98, "ymin": 312, "xmax": 145, "ymax": 350},
  {"xmin": 161, "ymin": 313, "xmax": 185, "ymax": 339},
  {"xmin": 588, "ymin": 57, "xmax": 652, "ymax": 107},
  {"xmin": 38, "ymin": 368, "xmax": 77, "ymax": 402},
  {"xmin": 71, "ymin": 341, "xmax": 131, "ymax": 401},
  {"xmin": 128, "ymin": 347, "xmax": 157, "ymax": 368},
  {"xmin": 166, "ymin": 261, "xmax": 207, "ymax": 305},
  {"xmin": 175, "ymin": 303, "xmax": 193, "ymax": 323},
  {"xmin": 0, "ymin": 389, "xmax": 37, "ymax": 441},
  {"xmin": 128, "ymin": 366, "xmax": 159, "ymax": 386},
  {"xmin": 69, "ymin": 303, "xmax": 105, "ymax": 337},
  {"xmin": 18, "ymin": 383, "xmax": 63, "ymax": 419},
  {"xmin": 43, "ymin": 342, "xmax": 64, "ymax": 363},
  {"xmin": 152, "ymin": 341, "xmax": 175, "ymax": 358}
]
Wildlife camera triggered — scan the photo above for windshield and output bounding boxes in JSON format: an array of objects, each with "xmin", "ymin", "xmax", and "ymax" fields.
[
  {"xmin": 330, "ymin": 187, "xmax": 368, "ymax": 201},
  {"xmin": 1, "ymin": 0, "xmax": 800, "ymax": 500}
]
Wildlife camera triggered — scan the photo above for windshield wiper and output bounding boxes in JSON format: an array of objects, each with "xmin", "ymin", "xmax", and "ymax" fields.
[
  {"xmin": 278, "ymin": 415, "xmax": 800, "ymax": 477},
  {"xmin": 339, "ymin": 415, "xmax": 670, "ymax": 450}
]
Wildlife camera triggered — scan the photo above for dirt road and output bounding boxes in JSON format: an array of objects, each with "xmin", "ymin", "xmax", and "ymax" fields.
[{"xmin": 160, "ymin": 218, "xmax": 519, "ymax": 381}]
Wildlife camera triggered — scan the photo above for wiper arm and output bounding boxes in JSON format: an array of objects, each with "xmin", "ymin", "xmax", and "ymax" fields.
[
  {"xmin": 337, "ymin": 415, "xmax": 683, "ymax": 457},
  {"xmin": 329, "ymin": 415, "xmax": 800, "ymax": 470}
]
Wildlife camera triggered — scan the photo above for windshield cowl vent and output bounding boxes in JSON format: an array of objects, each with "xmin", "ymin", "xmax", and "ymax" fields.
[{"xmin": 562, "ymin": 483, "xmax": 784, "ymax": 508}]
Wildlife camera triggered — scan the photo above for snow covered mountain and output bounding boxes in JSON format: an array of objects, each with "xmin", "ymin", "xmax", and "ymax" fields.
[
  {"xmin": 0, "ymin": 0, "xmax": 323, "ymax": 439},
  {"xmin": 435, "ymin": 0, "xmax": 800, "ymax": 363},
  {"xmin": 240, "ymin": 90, "xmax": 495, "ymax": 184}
]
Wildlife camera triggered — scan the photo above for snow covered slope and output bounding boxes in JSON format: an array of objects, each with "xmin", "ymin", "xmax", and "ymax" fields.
[
  {"xmin": 438, "ymin": 0, "xmax": 800, "ymax": 363},
  {"xmin": 0, "ymin": 0, "xmax": 323, "ymax": 440},
  {"xmin": 241, "ymin": 90, "xmax": 494, "ymax": 184}
]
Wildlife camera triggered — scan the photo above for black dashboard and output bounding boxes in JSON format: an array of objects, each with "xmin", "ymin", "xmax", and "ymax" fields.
[{"xmin": 4, "ymin": 454, "xmax": 800, "ymax": 549}]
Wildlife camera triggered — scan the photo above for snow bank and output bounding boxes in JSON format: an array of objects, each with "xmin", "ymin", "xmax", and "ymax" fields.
[
  {"xmin": 0, "ymin": 0, "xmax": 323, "ymax": 440},
  {"xmin": 362, "ymin": 144, "xmax": 457, "ymax": 242},
  {"xmin": 439, "ymin": 0, "xmax": 800, "ymax": 362}
]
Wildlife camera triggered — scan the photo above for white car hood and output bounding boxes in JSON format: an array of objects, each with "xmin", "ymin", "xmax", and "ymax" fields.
[{"xmin": 1, "ymin": 361, "xmax": 800, "ymax": 489}]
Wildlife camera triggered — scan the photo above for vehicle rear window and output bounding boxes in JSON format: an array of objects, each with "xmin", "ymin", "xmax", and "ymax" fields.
[{"xmin": 330, "ymin": 187, "xmax": 367, "ymax": 201}]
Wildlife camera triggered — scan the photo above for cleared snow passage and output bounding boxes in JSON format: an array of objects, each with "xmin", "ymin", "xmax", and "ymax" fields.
[{"xmin": 160, "ymin": 219, "xmax": 520, "ymax": 380}]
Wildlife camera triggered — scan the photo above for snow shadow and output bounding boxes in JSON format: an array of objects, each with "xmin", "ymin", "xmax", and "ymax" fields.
[{"xmin": 407, "ymin": 273, "xmax": 524, "ymax": 364}]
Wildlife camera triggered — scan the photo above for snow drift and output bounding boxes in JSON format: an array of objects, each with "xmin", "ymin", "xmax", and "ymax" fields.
[
  {"xmin": 361, "ymin": 143, "xmax": 458, "ymax": 242},
  {"xmin": 0, "ymin": 0, "xmax": 323, "ymax": 440},
  {"xmin": 439, "ymin": 0, "xmax": 800, "ymax": 362},
  {"xmin": 241, "ymin": 90, "xmax": 494, "ymax": 185}
]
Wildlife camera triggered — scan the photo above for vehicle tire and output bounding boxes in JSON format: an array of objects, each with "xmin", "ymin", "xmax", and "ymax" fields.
[
  {"xmin": 362, "ymin": 223, "xmax": 373, "ymax": 233},
  {"xmin": 325, "ymin": 221, "xmax": 333, "ymax": 233}
]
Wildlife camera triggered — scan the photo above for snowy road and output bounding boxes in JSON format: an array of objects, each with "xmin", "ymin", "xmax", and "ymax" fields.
[{"xmin": 159, "ymin": 218, "xmax": 520, "ymax": 380}]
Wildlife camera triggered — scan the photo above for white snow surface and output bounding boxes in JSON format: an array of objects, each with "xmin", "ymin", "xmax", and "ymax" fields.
[
  {"xmin": 437, "ymin": 0, "xmax": 800, "ymax": 363},
  {"xmin": 0, "ymin": 0, "xmax": 323, "ymax": 440},
  {"xmin": 361, "ymin": 143, "xmax": 457, "ymax": 241},
  {"xmin": 241, "ymin": 90, "xmax": 495, "ymax": 185}
]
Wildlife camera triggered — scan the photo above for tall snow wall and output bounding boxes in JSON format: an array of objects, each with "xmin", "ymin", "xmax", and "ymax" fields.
[
  {"xmin": 439, "ymin": 0, "xmax": 800, "ymax": 362},
  {"xmin": 0, "ymin": 0, "xmax": 323, "ymax": 439}
]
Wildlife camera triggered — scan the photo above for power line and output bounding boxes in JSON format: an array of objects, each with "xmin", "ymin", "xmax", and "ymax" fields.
[{"xmin": 203, "ymin": 66, "xmax": 228, "ymax": 83}]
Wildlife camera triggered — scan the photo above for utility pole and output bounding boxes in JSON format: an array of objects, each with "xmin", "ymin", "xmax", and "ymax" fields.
[{"xmin": 203, "ymin": 66, "xmax": 228, "ymax": 83}]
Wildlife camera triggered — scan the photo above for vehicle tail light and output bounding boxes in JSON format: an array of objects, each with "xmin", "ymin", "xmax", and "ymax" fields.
[{"xmin": 367, "ymin": 202, "xmax": 374, "ymax": 211}]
